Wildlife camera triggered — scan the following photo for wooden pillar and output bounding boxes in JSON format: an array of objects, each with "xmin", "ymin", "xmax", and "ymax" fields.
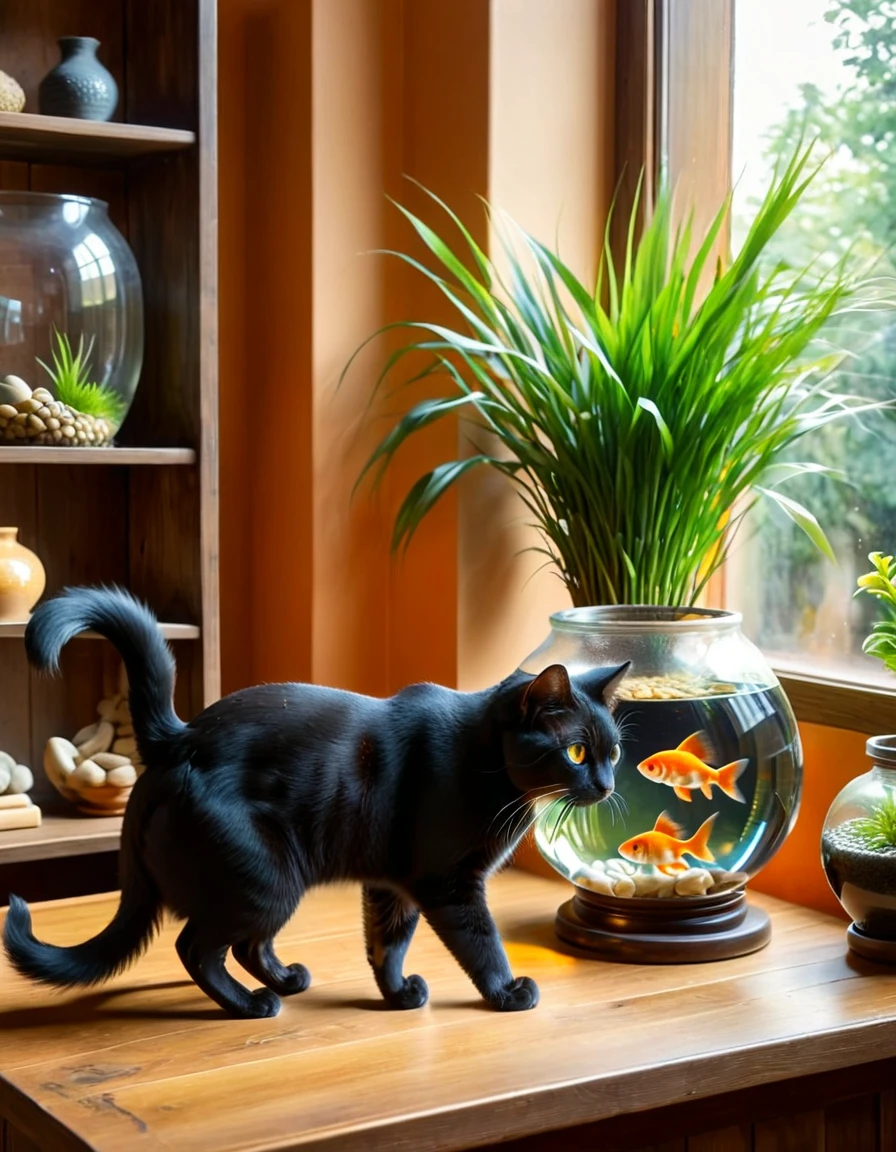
[{"xmin": 218, "ymin": 0, "xmax": 617, "ymax": 696}]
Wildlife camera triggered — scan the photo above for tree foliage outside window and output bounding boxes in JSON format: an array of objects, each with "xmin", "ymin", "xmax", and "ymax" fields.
[{"xmin": 731, "ymin": 0, "xmax": 896, "ymax": 679}]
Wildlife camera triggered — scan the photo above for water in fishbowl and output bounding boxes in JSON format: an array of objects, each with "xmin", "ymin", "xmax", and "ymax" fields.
[{"xmin": 535, "ymin": 679, "xmax": 801, "ymax": 900}]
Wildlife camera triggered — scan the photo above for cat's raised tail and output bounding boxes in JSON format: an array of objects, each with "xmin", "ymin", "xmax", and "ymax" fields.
[
  {"xmin": 3, "ymin": 587, "xmax": 181, "ymax": 987},
  {"xmin": 25, "ymin": 584, "xmax": 186, "ymax": 767}
]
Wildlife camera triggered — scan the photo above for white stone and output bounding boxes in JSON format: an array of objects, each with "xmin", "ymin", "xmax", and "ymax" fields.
[
  {"xmin": 675, "ymin": 869, "xmax": 712, "ymax": 897},
  {"xmin": 73, "ymin": 721, "xmax": 99, "ymax": 747},
  {"xmin": 0, "ymin": 376, "xmax": 31, "ymax": 404},
  {"xmin": 92, "ymin": 752, "xmax": 131, "ymax": 771},
  {"xmin": 44, "ymin": 737, "xmax": 80, "ymax": 787},
  {"xmin": 0, "ymin": 760, "xmax": 10, "ymax": 794},
  {"xmin": 112, "ymin": 736, "xmax": 138, "ymax": 757},
  {"xmin": 106, "ymin": 764, "xmax": 137, "ymax": 788},
  {"xmin": 97, "ymin": 695, "xmax": 123, "ymax": 722},
  {"xmin": 656, "ymin": 881, "xmax": 677, "ymax": 898},
  {"xmin": 589, "ymin": 858, "xmax": 607, "ymax": 872},
  {"xmin": 76, "ymin": 720, "xmax": 115, "ymax": 761},
  {"xmin": 612, "ymin": 877, "xmax": 636, "ymax": 898},
  {"xmin": 70, "ymin": 759, "xmax": 108, "ymax": 788},
  {"xmin": 8, "ymin": 763, "xmax": 33, "ymax": 794},
  {"xmin": 574, "ymin": 871, "xmax": 614, "ymax": 896},
  {"xmin": 632, "ymin": 872, "xmax": 664, "ymax": 897}
]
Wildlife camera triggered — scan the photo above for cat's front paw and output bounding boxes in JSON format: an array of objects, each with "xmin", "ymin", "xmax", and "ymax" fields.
[
  {"xmin": 489, "ymin": 976, "xmax": 539, "ymax": 1012},
  {"xmin": 385, "ymin": 974, "xmax": 429, "ymax": 1010}
]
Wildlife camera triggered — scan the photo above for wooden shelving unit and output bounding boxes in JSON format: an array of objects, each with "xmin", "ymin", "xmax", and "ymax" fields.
[{"xmin": 0, "ymin": 1, "xmax": 218, "ymax": 892}]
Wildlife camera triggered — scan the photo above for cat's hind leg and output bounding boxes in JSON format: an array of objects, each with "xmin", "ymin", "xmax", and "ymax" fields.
[
  {"xmin": 362, "ymin": 885, "xmax": 428, "ymax": 1010},
  {"xmin": 232, "ymin": 938, "xmax": 311, "ymax": 996},
  {"xmin": 175, "ymin": 921, "xmax": 281, "ymax": 1019}
]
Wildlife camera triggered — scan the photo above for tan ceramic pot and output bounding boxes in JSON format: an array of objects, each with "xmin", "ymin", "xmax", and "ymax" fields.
[{"xmin": 0, "ymin": 527, "xmax": 45, "ymax": 622}]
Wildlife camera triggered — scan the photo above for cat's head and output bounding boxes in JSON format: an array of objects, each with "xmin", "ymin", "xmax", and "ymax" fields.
[{"xmin": 503, "ymin": 662, "xmax": 630, "ymax": 805}]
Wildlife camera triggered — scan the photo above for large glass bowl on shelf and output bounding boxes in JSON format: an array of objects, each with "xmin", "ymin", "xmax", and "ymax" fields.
[
  {"xmin": 521, "ymin": 606, "xmax": 803, "ymax": 961},
  {"xmin": 0, "ymin": 191, "xmax": 143, "ymax": 448}
]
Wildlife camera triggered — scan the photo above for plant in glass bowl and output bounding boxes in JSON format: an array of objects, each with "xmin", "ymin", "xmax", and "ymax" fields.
[
  {"xmin": 822, "ymin": 553, "xmax": 896, "ymax": 963},
  {"xmin": 352, "ymin": 144, "xmax": 891, "ymax": 960}
]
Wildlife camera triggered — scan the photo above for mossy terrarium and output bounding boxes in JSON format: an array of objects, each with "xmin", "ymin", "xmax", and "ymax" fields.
[
  {"xmin": 822, "ymin": 736, "xmax": 896, "ymax": 960},
  {"xmin": 0, "ymin": 191, "xmax": 143, "ymax": 448},
  {"xmin": 821, "ymin": 554, "xmax": 896, "ymax": 963}
]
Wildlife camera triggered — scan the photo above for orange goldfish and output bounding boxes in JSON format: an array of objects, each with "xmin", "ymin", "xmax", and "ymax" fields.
[
  {"xmin": 618, "ymin": 811, "xmax": 717, "ymax": 875},
  {"xmin": 637, "ymin": 732, "xmax": 747, "ymax": 803}
]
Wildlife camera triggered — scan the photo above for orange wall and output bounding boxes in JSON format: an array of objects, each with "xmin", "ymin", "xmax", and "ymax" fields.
[{"xmin": 217, "ymin": 1, "xmax": 869, "ymax": 920}]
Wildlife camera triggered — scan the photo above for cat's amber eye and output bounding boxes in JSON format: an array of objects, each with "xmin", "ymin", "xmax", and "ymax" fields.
[
  {"xmin": 610, "ymin": 743, "xmax": 622, "ymax": 766},
  {"xmin": 566, "ymin": 743, "xmax": 587, "ymax": 765}
]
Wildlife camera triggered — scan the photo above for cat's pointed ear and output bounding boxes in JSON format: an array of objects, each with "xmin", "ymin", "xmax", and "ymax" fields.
[
  {"xmin": 521, "ymin": 664, "xmax": 573, "ymax": 715},
  {"xmin": 577, "ymin": 661, "xmax": 632, "ymax": 710}
]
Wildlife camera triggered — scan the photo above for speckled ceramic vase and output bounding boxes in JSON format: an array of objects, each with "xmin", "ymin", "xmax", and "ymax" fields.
[
  {"xmin": 0, "ymin": 527, "xmax": 45, "ymax": 622},
  {"xmin": 38, "ymin": 37, "xmax": 118, "ymax": 122}
]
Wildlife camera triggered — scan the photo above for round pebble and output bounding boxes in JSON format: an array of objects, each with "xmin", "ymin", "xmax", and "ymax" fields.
[
  {"xmin": 113, "ymin": 736, "xmax": 138, "ymax": 757},
  {"xmin": 76, "ymin": 720, "xmax": 115, "ymax": 760},
  {"xmin": 70, "ymin": 759, "xmax": 108, "ymax": 788},
  {"xmin": 613, "ymin": 877, "xmax": 636, "ymax": 898},
  {"xmin": 107, "ymin": 764, "xmax": 137, "ymax": 787},
  {"xmin": 573, "ymin": 870, "xmax": 614, "ymax": 896},
  {"xmin": 8, "ymin": 763, "xmax": 33, "ymax": 794}
]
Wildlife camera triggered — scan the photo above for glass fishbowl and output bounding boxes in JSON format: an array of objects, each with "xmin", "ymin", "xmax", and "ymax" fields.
[
  {"xmin": 0, "ymin": 191, "xmax": 143, "ymax": 448},
  {"xmin": 822, "ymin": 735, "xmax": 896, "ymax": 963},
  {"xmin": 522, "ymin": 607, "xmax": 802, "ymax": 960}
]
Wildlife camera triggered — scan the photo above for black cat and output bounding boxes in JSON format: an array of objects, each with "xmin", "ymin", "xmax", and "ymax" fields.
[{"xmin": 3, "ymin": 587, "xmax": 628, "ymax": 1018}]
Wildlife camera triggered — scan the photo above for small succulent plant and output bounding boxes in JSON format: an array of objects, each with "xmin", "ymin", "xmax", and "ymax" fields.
[
  {"xmin": 855, "ymin": 552, "xmax": 896, "ymax": 676},
  {"xmin": 36, "ymin": 329, "xmax": 125, "ymax": 425},
  {"xmin": 853, "ymin": 794, "xmax": 896, "ymax": 852}
]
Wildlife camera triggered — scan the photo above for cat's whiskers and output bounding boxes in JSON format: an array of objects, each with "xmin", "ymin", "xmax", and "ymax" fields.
[{"xmin": 494, "ymin": 787, "xmax": 566, "ymax": 845}]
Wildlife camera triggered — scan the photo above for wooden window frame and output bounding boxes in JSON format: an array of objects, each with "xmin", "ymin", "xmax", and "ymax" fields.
[{"xmin": 613, "ymin": 0, "xmax": 896, "ymax": 734}]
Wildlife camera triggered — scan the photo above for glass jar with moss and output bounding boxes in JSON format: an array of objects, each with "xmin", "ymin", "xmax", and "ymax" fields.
[
  {"xmin": 822, "ymin": 736, "xmax": 896, "ymax": 962},
  {"xmin": 822, "ymin": 553, "xmax": 896, "ymax": 963},
  {"xmin": 0, "ymin": 191, "xmax": 143, "ymax": 448}
]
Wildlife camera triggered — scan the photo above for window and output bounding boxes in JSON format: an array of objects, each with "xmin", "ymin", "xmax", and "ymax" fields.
[
  {"xmin": 639, "ymin": 0, "xmax": 896, "ymax": 729},
  {"xmin": 727, "ymin": 0, "xmax": 896, "ymax": 702}
]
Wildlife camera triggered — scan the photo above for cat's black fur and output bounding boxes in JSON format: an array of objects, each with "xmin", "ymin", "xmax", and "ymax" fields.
[{"xmin": 3, "ymin": 587, "xmax": 628, "ymax": 1018}]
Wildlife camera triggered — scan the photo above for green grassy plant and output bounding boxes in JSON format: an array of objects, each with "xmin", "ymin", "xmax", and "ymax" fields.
[
  {"xmin": 353, "ymin": 143, "xmax": 891, "ymax": 606},
  {"xmin": 36, "ymin": 329, "xmax": 125, "ymax": 425}
]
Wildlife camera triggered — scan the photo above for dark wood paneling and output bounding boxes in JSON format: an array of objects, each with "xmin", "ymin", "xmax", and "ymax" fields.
[
  {"xmin": 826, "ymin": 1095, "xmax": 879, "ymax": 1152},
  {"xmin": 28, "ymin": 163, "xmax": 128, "ymax": 236},
  {"xmin": 688, "ymin": 1129, "xmax": 751, "ymax": 1152}
]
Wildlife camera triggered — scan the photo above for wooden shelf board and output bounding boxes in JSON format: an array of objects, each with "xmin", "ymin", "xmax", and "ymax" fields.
[
  {"xmin": 0, "ymin": 111, "xmax": 195, "ymax": 162},
  {"xmin": 0, "ymin": 621, "xmax": 199, "ymax": 640},
  {"xmin": 0, "ymin": 812, "xmax": 121, "ymax": 865},
  {"xmin": 0, "ymin": 446, "xmax": 195, "ymax": 465}
]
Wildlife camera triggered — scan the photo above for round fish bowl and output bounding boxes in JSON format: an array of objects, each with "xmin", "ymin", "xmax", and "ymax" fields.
[
  {"xmin": 521, "ymin": 606, "xmax": 803, "ymax": 961},
  {"xmin": 0, "ymin": 191, "xmax": 143, "ymax": 448}
]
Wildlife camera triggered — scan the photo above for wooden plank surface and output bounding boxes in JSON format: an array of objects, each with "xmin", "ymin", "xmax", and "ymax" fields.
[
  {"xmin": 1, "ymin": 874, "xmax": 895, "ymax": 1152},
  {"xmin": 0, "ymin": 447, "xmax": 196, "ymax": 465},
  {"xmin": 0, "ymin": 111, "xmax": 195, "ymax": 163},
  {"xmin": 0, "ymin": 622, "xmax": 199, "ymax": 640},
  {"xmin": 0, "ymin": 814, "xmax": 121, "ymax": 865}
]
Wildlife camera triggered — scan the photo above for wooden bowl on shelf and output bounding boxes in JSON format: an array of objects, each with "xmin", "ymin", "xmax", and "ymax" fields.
[{"xmin": 55, "ymin": 781, "xmax": 133, "ymax": 817}]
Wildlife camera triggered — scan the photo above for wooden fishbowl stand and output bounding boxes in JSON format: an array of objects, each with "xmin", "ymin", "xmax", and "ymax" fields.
[{"xmin": 556, "ymin": 886, "xmax": 772, "ymax": 963}]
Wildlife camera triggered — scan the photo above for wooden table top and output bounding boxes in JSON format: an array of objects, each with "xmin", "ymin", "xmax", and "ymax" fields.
[{"xmin": 2, "ymin": 872, "xmax": 896, "ymax": 1152}]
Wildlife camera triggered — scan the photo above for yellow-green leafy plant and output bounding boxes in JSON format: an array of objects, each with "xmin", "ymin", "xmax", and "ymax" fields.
[
  {"xmin": 856, "ymin": 551, "xmax": 896, "ymax": 675},
  {"xmin": 352, "ymin": 143, "xmax": 891, "ymax": 606},
  {"xmin": 37, "ymin": 329, "xmax": 125, "ymax": 426}
]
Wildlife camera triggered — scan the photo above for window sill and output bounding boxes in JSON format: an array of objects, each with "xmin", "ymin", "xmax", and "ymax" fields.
[{"xmin": 776, "ymin": 668, "xmax": 896, "ymax": 734}]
